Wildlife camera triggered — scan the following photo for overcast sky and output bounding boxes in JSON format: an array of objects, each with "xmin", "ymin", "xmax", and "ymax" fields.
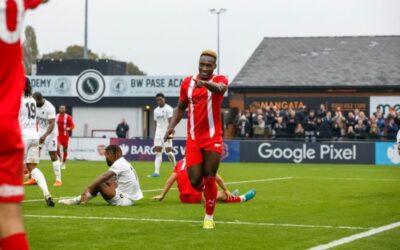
[{"xmin": 25, "ymin": 0, "xmax": 400, "ymax": 79}]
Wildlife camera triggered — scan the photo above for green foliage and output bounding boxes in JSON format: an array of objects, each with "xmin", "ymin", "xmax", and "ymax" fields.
[
  {"xmin": 42, "ymin": 45, "xmax": 99, "ymax": 60},
  {"xmin": 42, "ymin": 45, "xmax": 145, "ymax": 75},
  {"xmin": 23, "ymin": 161, "xmax": 400, "ymax": 249},
  {"xmin": 23, "ymin": 26, "xmax": 39, "ymax": 74}
]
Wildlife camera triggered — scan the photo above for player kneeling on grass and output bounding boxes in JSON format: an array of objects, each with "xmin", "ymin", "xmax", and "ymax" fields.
[
  {"xmin": 59, "ymin": 145, "xmax": 143, "ymax": 206},
  {"xmin": 152, "ymin": 159, "xmax": 256, "ymax": 203}
]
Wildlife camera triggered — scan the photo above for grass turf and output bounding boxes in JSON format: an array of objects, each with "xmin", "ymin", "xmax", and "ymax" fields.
[{"xmin": 23, "ymin": 161, "xmax": 400, "ymax": 250}]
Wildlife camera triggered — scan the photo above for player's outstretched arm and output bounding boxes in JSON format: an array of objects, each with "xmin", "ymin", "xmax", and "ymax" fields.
[
  {"xmin": 164, "ymin": 100, "xmax": 187, "ymax": 142},
  {"xmin": 193, "ymin": 79, "xmax": 227, "ymax": 94},
  {"xmin": 152, "ymin": 172, "xmax": 177, "ymax": 201},
  {"xmin": 216, "ymin": 174, "xmax": 232, "ymax": 199},
  {"xmin": 80, "ymin": 171, "xmax": 115, "ymax": 203}
]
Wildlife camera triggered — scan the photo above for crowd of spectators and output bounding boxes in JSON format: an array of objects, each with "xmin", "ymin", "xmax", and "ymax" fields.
[{"xmin": 235, "ymin": 104, "xmax": 399, "ymax": 141}]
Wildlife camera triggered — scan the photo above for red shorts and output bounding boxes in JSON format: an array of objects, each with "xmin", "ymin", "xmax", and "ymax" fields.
[
  {"xmin": 185, "ymin": 136, "xmax": 223, "ymax": 167},
  {"xmin": 0, "ymin": 119, "xmax": 24, "ymax": 203},
  {"xmin": 179, "ymin": 193, "xmax": 202, "ymax": 204},
  {"xmin": 58, "ymin": 136, "xmax": 70, "ymax": 148}
]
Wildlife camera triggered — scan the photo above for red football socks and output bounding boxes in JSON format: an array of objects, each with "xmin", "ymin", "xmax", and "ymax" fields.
[
  {"xmin": 203, "ymin": 176, "xmax": 218, "ymax": 216},
  {"xmin": 0, "ymin": 233, "xmax": 29, "ymax": 250},
  {"xmin": 223, "ymin": 196, "xmax": 242, "ymax": 203},
  {"xmin": 63, "ymin": 151, "xmax": 68, "ymax": 163}
]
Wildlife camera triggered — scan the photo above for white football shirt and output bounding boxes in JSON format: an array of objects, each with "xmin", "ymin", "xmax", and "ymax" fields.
[
  {"xmin": 36, "ymin": 100, "xmax": 58, "ymax": 137},
  {"xmin": 397, "ymin": 130, "xmax": 400, "ymax": 146},
  {"xmin": 154, "ymin": 104, "xmax": 173, "ymax": 137},
  {"xmin": 109, "ymin": 157, "xmax": 143, "ymax": 201},
  {"xmin": 19, "ymin": 96, "xmax": 39, "ymax": 140}
]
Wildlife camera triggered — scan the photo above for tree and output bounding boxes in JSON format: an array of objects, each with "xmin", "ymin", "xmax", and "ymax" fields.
[
  {"xmin": 42, "ymin": 45, "xmax": 145, "ymax": 75},
  {"xmin": 42, "ymin": 45, "xmax": 99, "ymax": 60},
  {"xmin": 23, "ymin": 26, "xmax": 39, "ymax": 75},
  {"xmin": 126, "ymin": 62, "xmax": 145, "ymax": 75}
]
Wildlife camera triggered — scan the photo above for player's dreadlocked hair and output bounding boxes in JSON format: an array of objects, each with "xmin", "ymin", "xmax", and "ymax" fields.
[
  {"xmin": 105, "ymin": 145, "xmax": 122, "ymax": 158},
  {"xmin": 25, "ymin": 77, "xmax": 32, "ymax": 97}
]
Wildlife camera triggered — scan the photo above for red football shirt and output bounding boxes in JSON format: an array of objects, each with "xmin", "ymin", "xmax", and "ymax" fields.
[
  {"xmin": 173, "ymin": 159, "xmax": 201, "ymax": 198},
  {"xmin": 0, "ymin": 0, "xmax": 42, "ymax": 118},
  {"xmin": 179, "ymin": 74, "xmax": 228, "ymax": 142},
  {"xmin": 56, "ymin": 113, "xmax": 75, "ymax": 137}
]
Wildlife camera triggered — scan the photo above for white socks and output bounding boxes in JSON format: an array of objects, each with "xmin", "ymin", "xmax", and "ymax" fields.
[
  {"xmin": 52, "ymin": 160, "xmax": 61, "ymax": 181},
  {"xmin": 204, "ymin": 214, "xmax": 214, "ymax": 220},
  {"xmin": 167, "ymin": 152, "xmax": 176, "ymax": 166},
  {"xmin": 31, "ymin": 168, "xmax": 50, "ymax": 197},
  {"xmin": 154, "ymin": 152, "xmax": 162, "ymax": 174}
]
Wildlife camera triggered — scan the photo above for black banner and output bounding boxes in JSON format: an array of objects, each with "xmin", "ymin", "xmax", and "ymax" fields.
[
  {"xmin": 245, "ymin": 96, "xmax": 369, "ymax": 114},
  {"xmin": 240, "ymin": 141, "xmax": 375, "ymax": 164}
]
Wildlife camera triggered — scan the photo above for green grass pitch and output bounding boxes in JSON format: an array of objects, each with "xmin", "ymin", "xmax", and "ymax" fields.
[{"xmin": 23, "ymin": 160, "xmax": 400, "ymax": 250}]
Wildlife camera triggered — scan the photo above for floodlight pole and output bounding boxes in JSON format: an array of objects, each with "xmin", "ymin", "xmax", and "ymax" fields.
[
  {"xmin": 83, "ymin": 0, "xmax": 88, "ymax": 59},
  {"xmin": 210, "ymin": 8, "xmax": 227, "ymax": 75}
]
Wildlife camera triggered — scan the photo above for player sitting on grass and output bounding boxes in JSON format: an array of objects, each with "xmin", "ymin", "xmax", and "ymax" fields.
[
  {"xmin": 152, "ymin": 159, "xmax": 256, "ymax": 203},
  {"xmin": 59, "ymin": 145, "xmax": 143, "ymax": 206}
]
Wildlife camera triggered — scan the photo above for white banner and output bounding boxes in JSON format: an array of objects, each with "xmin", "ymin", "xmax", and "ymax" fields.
[
  {"xmin": 40, "ymin": 138, "xmax": 109, "ymax": 161},
  {"xmin": 29, "ymin": 70, "xmax": 185, "ymax": 103},
  {"xmin": 370, "ymin": 96, "xmax": 400, "ymax": 118}
]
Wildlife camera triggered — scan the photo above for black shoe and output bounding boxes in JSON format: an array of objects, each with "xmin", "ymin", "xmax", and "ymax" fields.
[{"xmin": 46, "ymin": 196, "xmax": 55, "ymax": 207}]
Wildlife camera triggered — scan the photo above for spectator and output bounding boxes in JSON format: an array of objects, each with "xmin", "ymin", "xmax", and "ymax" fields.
[
  {"xmin": 273, "ymin": 116, "xmax": 287, "ymax": 138},
  {"xmin": 294, "ymin": 123, "xmax": 305, "ymax": 138},
  {"xmin": 317, "ymin": 104, "xmax": 327, "ymax": 120},
  {"xmin": 116, "ymin": 118, "xmax": 129, "ymax": 138},
  {"xmin": 368, "ymin": 116, "xmax": 379, "ymax": 139},
  {"xmin": 358, "ymin": 112, "xmax": 371, "ymax": 135},
  {"xmin": 321, "ymin": 111, "xmax": 333, "ymax": 138},
  {"xmin": 346, "ymin": 112, "xmax": 357, "ymax": 133},
  {"xmin": 373, "ymin": 107, "xmax": 381, "ymax": 118},
  {"xmin": 376, "ymin": 112, "xmax": 385, "ymax": 137},
  {"xmin": 296, "ymin": 105, "xmax": 308, "ymax": 123},
  {"xmin": 333, "ymin": 110, "xmax": 346, "ymax": 137},
  {"xmin": 387, "ymin": 118, "xmax": 399, "ymax": 139},
  {"xmin": 303, "ymin": 110, "xmax": 317, "ymax": 142},
  {"xmin": 236, "ymin": 113, "xmax": 251, "ymax": 138},
  {"xmin": 286, "ymin": 110, "xmax": 298, "ymax": 137},
  {"xmin": 354, "ymin": 118, "xmax": 367, "ymax": 139},
  {"xmin": 253, "ymin": 114, "xmax": 266, "ymax": 138},
  {"xmin": 354, "ymin": 108, "xmax": 360, "ymax": 120},
  {"xmin": 332, "ymin": 120, "xmax": 342, "ymax": 140}
]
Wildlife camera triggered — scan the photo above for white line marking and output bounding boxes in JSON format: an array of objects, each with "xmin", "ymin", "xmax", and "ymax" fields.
[
  {"xmin": 297, "ymin": 177, "xmax": 400, "ymax": 182},
  {"xmin": 23, "ymin": 214, "xmax": 369, "ymax": 230},
  {"xmin": 308, "ymin": 221, "xmax": 400, "ymax": 250},
  {"xmin": 23, "ymin": 177, "xmax": 293, "ymax": 203}
]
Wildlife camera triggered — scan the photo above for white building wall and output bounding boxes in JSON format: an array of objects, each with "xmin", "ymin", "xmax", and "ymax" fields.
[{"xmin": 72, "ymin": 107, "xmax": 143, "ymax": 138}]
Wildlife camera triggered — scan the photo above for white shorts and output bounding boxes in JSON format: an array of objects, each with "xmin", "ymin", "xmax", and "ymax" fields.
[
  {"xmin": 106, "ymin": 190, "xmax": 134, "ymax": 206},
  {"xmin": 23, "ymin": 139, "xmax": 40, "ymax": 164},
  {"xmin": 40, "ymin": 134, "xmax": 58, "ymax": 152},
  {"xmin": 154, "ymin": 136, "xmax": 172, "ymax": 148}
]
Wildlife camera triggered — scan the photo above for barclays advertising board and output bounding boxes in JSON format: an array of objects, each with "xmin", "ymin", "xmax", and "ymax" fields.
[{"xmin": 109, "ymin": 138, "xmax": 240, "ymax": 163}]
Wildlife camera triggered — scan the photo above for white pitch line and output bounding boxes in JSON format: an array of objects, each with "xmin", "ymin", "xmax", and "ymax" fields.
[
  {"xmin": 23, "ymin": 176, "xmax": 293, "ymax": 203},
  {"xmin": 308, "ymin": 221, "xmax": 400, "ymax": 250},
  {"xmin": 23, "ymin": 214, "xmax": 369, "ymax": 230},
  {"xmin": 297, "ymin": 177, "xmax": 400, "ymax": 182}
]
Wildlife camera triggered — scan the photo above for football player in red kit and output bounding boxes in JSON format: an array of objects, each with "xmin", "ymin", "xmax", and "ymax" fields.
[
  {"xmin": 164, "ymin": 50, "xmax": 228, "ymax": 229},
  {"xmin": 56, "ymin": 105, "xmax": 75, "ymax": 169},
  {"xmin": 152, "ymin": 159, "xmax": 256, "ymax": 204},
  {"xmin": 0, "ymin": 0, "xmax": 48, "ymax": 249}
]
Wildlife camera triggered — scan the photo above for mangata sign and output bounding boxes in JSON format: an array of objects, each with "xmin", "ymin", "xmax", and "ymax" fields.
[{"xmin": 245, "ymin": 96, "xmax": 369, "ymax": 114}]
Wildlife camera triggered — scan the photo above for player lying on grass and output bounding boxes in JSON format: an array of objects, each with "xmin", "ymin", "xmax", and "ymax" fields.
[
  {"xmin": 152, "ymin": 159, "xmax": 256, "ymax": 203},
  {"xmin": 59, "ymin": 145, "xmax": 143, "ymax": 206}
]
